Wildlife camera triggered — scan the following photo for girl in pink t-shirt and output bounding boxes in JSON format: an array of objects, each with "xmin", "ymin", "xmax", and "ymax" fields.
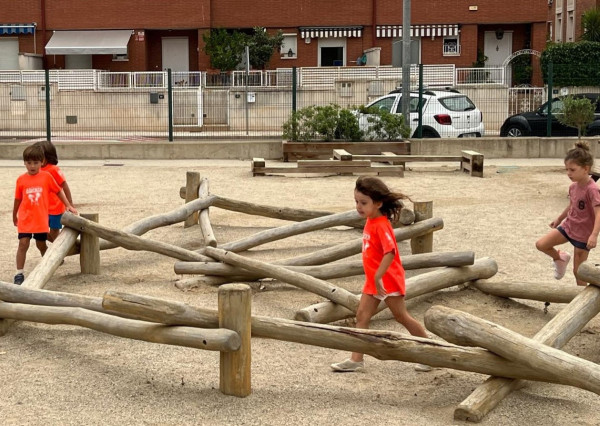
[
  {"xmin": 331, "ymin": 176, "xmax": 432, "ymax": 373},
  {"xmin": 536, "ymin": 141, "xmax": 600, "ymax": 286}
]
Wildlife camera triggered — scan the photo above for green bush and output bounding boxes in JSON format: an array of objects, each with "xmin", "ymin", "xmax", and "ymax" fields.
[
  {"xmin": 541, "ymin": 42, "xmax": 600, "ymax": 86},
  {"xmin": 282, "ymin": 104, "xmax": 363, "ymax": 141},
  {"xmin": 364, "ymin": 109, "xmax": 411, "ymax": 141},
  {"xmin": 556, "ymin": 95, "xmax": 596, "ymax": 137}
]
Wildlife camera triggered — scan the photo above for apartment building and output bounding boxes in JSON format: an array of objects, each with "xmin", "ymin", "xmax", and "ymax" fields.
[
  {"xmin": 550, "ymin": 0, "xmax": 600, "ymax": 42},
  {"xmin": 0, "ymin": 0, "xmax": 550, "ymax": 75}
]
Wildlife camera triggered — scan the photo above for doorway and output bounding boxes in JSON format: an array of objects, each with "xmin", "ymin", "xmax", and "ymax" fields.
[
  {"xmin": 318, "ymin": 38, "xmax": 346, "ymax": 66},
  {"xmin": 161, "ymin": 37, "xmax": 189, "ymax": 72}
]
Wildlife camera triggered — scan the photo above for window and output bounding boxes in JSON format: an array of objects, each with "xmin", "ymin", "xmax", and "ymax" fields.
[
  {"xmin": 280, "ymin": 34, "xmax": 297, "ymax": 59},
  {"xmin": 369, "ymin": 96, "xmax": 396, "ymax": 113},
  {"xmin": 112, "ymin": 53, "xmax": 129, "ymax": 61},
  {"xmin": 439, "ymin": 96, "xmax": 476, "ymax": 112},
  {"xmin": 566, "ymin": 11, "xmax": 574, "ymax": 42},
  {"xmin": 443, "ymin": 37, "xmax": 461, "ymax": 56},
  {"xmin": 394, "ymin": 97, "xmax": 426, "ymax": 113},
  {"xmin": 556, "ymin": 13, "xmax": 563, "ymax": 42}
]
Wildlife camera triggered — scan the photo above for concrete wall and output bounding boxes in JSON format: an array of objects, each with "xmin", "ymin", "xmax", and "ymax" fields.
[{"xmin": 1, "ymin": 137, "xmax": 599, "ymax": 160}]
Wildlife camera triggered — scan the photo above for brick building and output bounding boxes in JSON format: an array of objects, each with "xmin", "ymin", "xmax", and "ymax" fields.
[
  {"xmin": 550, "ymin": 0, "xmax": 600, "ymax": 42},
  {"xmin": 0, "ymin": 0, "xmax": 557, "ymax": 78}
]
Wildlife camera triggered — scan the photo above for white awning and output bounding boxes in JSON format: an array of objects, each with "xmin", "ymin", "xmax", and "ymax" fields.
[
  {"xmin": 45, "ymin": 30, "xmax": 132, "ymax": 55},
  {"xmin": 299, "ymin": 26, "xmax": 363, "ymax": 39},
  {"xmin": 376, "ymin": 24, "xmax": 459, "ymax": 38}
]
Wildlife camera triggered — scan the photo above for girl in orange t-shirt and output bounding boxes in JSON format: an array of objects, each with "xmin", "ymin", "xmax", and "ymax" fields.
[
  {"xmin": 331, "ymin": 176, "xmax": 432, "ymax": 373},
  {"xmin": 35, "ymin": 141, "xmax": 74, "ymax": 242}
]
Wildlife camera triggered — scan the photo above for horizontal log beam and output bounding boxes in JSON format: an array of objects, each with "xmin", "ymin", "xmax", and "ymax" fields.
[
  {"xmin": 472, "ymin": 281, "xmax": 582, "ymax": 304},
  {"xmin": 0, "ymin": 300, "xmax": 240, "ymax": 352}
]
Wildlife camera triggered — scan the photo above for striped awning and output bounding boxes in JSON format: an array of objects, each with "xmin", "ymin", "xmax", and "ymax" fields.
[
  {"xmin": 0, "ymin": 24, "xmax": 36, "ymax": 35},
  {"xmin": 376, "ymin": 24, "xmax": 459, "ymax": 38},
  {"xmin": 299, "ymin": 26, "xmax": 363, "ymax": 39}
]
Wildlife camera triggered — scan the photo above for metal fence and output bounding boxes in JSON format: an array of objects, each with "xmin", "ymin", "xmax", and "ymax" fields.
[{"xmin": 0, "ymin": 63, "xmax": 594, "ymax": 141}]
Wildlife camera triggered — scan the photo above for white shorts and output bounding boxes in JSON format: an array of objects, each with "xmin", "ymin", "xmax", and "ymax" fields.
[{"xmin": 373, "ymin": 291, "xmax": 402, "ymax": 301}]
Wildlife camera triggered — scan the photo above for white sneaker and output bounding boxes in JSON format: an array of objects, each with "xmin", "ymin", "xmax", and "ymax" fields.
[
  {"xmin": 553, "ymin": 250, "xmax": 571, "ymax": 280},
  {"xmin": 330, "ymin": 358, "xmax": 364, "ymax": 372}
]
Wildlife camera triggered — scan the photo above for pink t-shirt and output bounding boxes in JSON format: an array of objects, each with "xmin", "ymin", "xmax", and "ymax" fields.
[
  {"xmin": 362, "ymin": 215, "xmax": 406, "ymax": 296},
  {"xmin": 561, "ymin": 178, "xmax": 600, "ymax": 242}
]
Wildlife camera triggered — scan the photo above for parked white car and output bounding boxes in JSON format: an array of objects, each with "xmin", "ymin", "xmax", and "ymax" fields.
[{"xmin": 358, "ymin": 88, "xmax": 485, "ymax": 138}]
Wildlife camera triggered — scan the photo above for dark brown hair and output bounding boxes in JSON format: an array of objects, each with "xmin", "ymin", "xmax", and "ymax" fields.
[
  {"xmin": 23, "ymin": 144, "xmax": 44, "ymax": 162},
  {"xmin": 564, "ymin": 140, "xmax": 594, "ymax": 168},
  {"xmin": 33, "ymin": 140, "xmax": 59, "ymax": 165},
  {"xmin": 355, "ymin": 176, "xmax": 410, "ymax": 223}
]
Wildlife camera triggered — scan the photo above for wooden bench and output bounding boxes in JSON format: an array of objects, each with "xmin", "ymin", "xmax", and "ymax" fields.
[
  {"xmin": 282, "ymin": 141, "xmax": 411, "ymax": 162},
  {"xmin": 252, "ymin": 152, "xmax": 404, "ymax": 177},
  {"xmin": 336, "ymin": 149, "xmax": 484, "ymax": 177}
]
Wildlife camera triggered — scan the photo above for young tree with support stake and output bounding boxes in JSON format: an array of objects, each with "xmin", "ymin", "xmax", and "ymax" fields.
[{"xmin": 557, "ymin": 95, "xmax": 596, "ymax": 138}]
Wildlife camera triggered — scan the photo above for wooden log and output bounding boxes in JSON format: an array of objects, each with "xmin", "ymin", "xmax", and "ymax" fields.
[
  {"xmin": 184, "ymin": 171, "xmax": 201, "ymax": 228},
  {"xmin": 80, "ymin": 213, "xmax": 100, "ymax": 275},
  {"xmin": 410, "ymin": 201, "xmax": 433, "ymax": 254},
  {"xmin": 62, "ymin": 212, "xmax": 213, "ymax": 262},
  {"xmin": 219, "ymin": 284, "xmax": 251, "ymax": 397},
  {"xmin": 425, "ymin": 305, "xmax": 600, "ymax": 396},
  {"xmin": 576, "ymin": 261, "xmax": 600, "ymax": 286},
  {"xmin": 215, "ymin": 210, "xmax": 360, "ymax": 253},
  {"xmin": 204, "ymin": 247, "xmax": 360, "ymax": 312},
  {"xmin": 295, "ymin": 257, "xmax": 498, "ymax": 323},
  {"xmin": 174, "ymin": 251, "xmax": 475, "ymax": 278},
  {"xmin": 0, "ymin": 227, "xmax": 79, "ymax": 336},
  {"xmin": 102, "ymin": 290, "xmax": 582, "ymax": 384},
  {"xmin": 174, "ymin": 217, "xmax": 445, "ymax": 290},
  {"xmin": 472, "ymin": 280, "xmax": 583, "ymax": 304},
  {"xmin": 0, "ymin": 300, "xmax": 240, "ymax": 352},
  {"xmin": 398, "ymin": 208, "xmax": 415, "ymax": 225},
  {"xmin": 198, "ymin": 177, "xmax": 217, "ymax": 247},
  {"xmin": 455, "ymin": 284, "xmax": 600, "ymax": 422}
]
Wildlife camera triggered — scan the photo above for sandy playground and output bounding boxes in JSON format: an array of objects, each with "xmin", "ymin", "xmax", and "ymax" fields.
[{"xmin": 1, "ymin": 157, "xmax": 599, "ymax": 425}]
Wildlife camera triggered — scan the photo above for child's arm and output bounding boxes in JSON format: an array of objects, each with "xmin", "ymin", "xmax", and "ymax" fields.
[
  {"xmin": 587, "ymin": 205, "xmax": 600, "ymax": 249},
  {"xmin": 13, "ymin": 199, "xmax": 21, "ymax": 226},
  {"xmin": 374, "ymin": 251, "xmax": 395, "ymax": 297},
  {"xmin": 61, "ymin": 181, "xmax": 73, "ymax": 205},
  {"xmin": 56, "ymin": 189, "xmax": 78, "ymax": 215},
  {"xmin": 550, "ymin": 205, "xmax": 569, "ymax": 228}
]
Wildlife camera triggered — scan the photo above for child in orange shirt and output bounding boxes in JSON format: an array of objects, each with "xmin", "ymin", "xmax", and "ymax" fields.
[
  {"xmin": 13, "ymin": 144, "xmax": 78, "ymax": 285},
  {"xmin": 34, "ymin": 141, "xmax": 74, "ymax": 242},
  {"xmin": 331, "ymin": 176, "xmax": 432, "ymax": 373}
]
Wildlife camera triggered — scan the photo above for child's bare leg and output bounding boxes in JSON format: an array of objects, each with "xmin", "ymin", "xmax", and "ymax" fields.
[
  {"xmin": 349, "ymin": 294, "xmax": 381, "ymax": 362},
  {"xmin": 16, "ymin": 237, "xmax": 30, "ymax": 270},
  {"xmin": 48, "ymin": 229, "xmax": 60, "ymax": 242},
  {"xmin": 35, "ymin": 239, "xmax": 47, "ymax": 257},
  {"xmin": 573, "ymin": 247, "xmax": 590, "ymax": 286},
  {"xmin": 385, "ymin": 296, "xmax": 428, "ymax": 338},
  {"xmin": 536, "ymin": 229, "xmax": 568, "ymax": 260}
]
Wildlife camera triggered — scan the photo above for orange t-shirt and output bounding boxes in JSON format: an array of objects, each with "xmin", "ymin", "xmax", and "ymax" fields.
[
  {"xmin": 41, "ymin": 164, "xmax": 66, "ymax": 215},
  {"xmin": 362, "ymin": 215, "xmax": 406, "ymax": 296},
  {"xmin": 14, "ymin": 171, "xmax": 61, "ymax": 233}
]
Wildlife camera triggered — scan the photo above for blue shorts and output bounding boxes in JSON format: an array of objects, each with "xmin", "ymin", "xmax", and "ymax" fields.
[
  {"xmin": 557, "ymin": 226, "xmax": 589, "ymax": 251},
  {"xmin": 18, "ymin": 232, "xmax": 48, "ymax": 241},
  {"xmin": 49, "ymin": 214, "xmax": 63, "ymax": 230}
]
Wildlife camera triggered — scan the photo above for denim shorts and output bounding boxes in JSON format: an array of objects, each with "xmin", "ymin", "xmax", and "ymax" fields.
[
  {"xmin": 557, "ymin": 225, "xmax": 589, "ymax": 251},
  {"xmin": 18, "ymin": 232, "xmax": 48, "ymax": 241},
  {"xmin": 49, "ymin": 214, "xmax": 63, "ymax": 230}
]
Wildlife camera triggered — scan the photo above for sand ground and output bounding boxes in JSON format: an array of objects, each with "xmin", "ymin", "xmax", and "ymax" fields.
[{"xmin": 1, "ymin": 158, "xmax": 599, "ymax": 425}]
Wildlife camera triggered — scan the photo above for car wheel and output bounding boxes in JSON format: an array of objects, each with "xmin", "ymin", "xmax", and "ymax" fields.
[
  {"xmin": 505, "ymin": 125, "xmax": 526, "ymax": 137},
  {"xmin": 420, "ymin": 129, "xmax": 440, "ymax": 138}
]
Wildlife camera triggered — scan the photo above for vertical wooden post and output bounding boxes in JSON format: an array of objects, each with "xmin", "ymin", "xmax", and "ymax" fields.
[
  {"xmin": 184, "ymin": 171, "xmax": 201, "ymax": 228},
  {"xmin": 219, "ymin": 284, "xmax": 251, "ymax": 397},
  {"xmin": 410, "ymin": 201, "xmax": 433, "ymax": 254},
  {"xmin": 199, "ymin": 177, "xmax": 217, "ymax": 247},
  {"xmin": 80, "ymin": 213, "xmax": 100, "ymax": 274}
]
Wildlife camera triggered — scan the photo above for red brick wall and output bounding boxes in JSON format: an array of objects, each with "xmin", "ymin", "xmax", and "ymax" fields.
[{"xmin": 44, "ymin": 0, "xmax": 210, "ymax": 29}]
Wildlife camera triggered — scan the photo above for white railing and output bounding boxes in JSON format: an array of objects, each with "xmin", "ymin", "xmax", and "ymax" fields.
[
  {"xmin": 443, "ymin": 44, "xmax": 461, "ymax": 56},
  {"xmin": 455, "ymin": 67, "xmax": 506, "ymax": 86}
]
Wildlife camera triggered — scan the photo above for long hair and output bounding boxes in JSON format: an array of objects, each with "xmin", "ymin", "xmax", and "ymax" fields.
[
  {"xmin": 355, "ymin": 176, "xmax": 410, "ymax": 223},
  {"xmin": 565, "ymin": 140, "xmax": 594, "ymax": 168},
  {"xmin": 33, "ymin": 141, "xmax": 59, "ymax": 165}
]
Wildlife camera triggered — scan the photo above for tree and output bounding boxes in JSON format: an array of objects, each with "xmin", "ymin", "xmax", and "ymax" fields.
[
  {"xmin": 556, "ymin": 95, "xmax": 596, "ymax": 137},
  {"xmin": 202, "ymin": 28, "xmax": 247, "ymax": 71},
  {"xmin": 247, "ymin": 27, "xmax": 283, "ymax": 69},
  {"xmin": 581, "ymin": 7, "xmax": 600, "ymax": 42}
]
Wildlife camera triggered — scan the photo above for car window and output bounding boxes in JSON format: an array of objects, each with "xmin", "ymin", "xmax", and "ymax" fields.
[
  {"xmin": 541, "ymin": 99, "xmax": 564, "ymax": 114},
  {"xmin": 394, "ymin": 97, "xmax": 426, "ymax": 113},
  {"xmin": 367, "ymin": 96, "xmax": 396, "ymax": 113},
  {"xmin": 438, "ymin": 95, "xmax": 476, "ymax": 112}
]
